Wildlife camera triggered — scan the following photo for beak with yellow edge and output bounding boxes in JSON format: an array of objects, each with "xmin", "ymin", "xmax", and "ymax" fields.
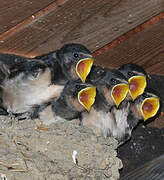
[
  {"xmin": 76, "ymin": 58, "xmax": 94, "ymax": 83},
  {"xmin": 141, "ymin": 97, "xmax": 160, "ymax": 121},
  {"xmin": 111, "ymin": 84, "xmax": 129, "ymax": 107},
  {"xmin": 78, "ymin": 86, "xmax": 96, "ymax": 112},
  {"xmin": 128, "ymin": 75, "xmax": 147, "ymax": 100}
]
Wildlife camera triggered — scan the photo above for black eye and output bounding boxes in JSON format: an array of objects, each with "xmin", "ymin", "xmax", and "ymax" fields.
[
  {"xmin": 111, "ymin": 78, "xmax": 117, "ymax": 85},
  {"xmin": 128, "ymin": 71, "xmax": 135, "ymax": 77},
  {"xmin": 73, "ymin": 53, "xmax": 79, "ymax": 58}
]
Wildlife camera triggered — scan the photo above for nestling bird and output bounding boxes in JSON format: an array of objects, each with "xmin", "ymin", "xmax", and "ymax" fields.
[
  {"xmin": 81, "ymin": 68, "xmax": 130, "ymax": 143},
  {"xmin": 82, "ymin": 66, "xmax": 160, "ymax": 145},
  {"xmin": 0, "ymin": 43, "xmax": 94, "ymax": 119},
  {"xmin": 0, "ymin": 59, "xmax": 65, "ymax": 119},
  {"xmin": 37, "ymin": 80, "xmax": 96, "ymax": 125},
  {"xmin": 119, "ymin": 63, "xmax": 148, "ymax": 100},
  {"xmin": 0, "ymin": 43, "xmax": 94, "ymax": 84},
  {"xmin": 55, "ymin": 43, "xmax": 94, "ymax": 83},
  {"xmin": 110, "ymin": 89, "xmax": 160, "ymax": 146}
]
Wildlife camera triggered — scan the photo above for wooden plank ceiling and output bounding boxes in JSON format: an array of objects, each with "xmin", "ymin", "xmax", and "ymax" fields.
[
  {"xmin": 94, "ymin": 18, "xmax": 164, "ymax": 75},
  {"xmin": 0, "ymin": 0, "xmax": 164, "ymax": 75},
  {"xmin": 0, "ymin": 0, "xmax": 55, "ymax": 34}
]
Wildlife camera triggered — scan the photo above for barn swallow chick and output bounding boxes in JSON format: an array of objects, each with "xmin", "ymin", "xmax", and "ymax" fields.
[
  {"xmin": 119, "ymin": 63, "xmax": 148, "ymax": 100},
  {"xmin": 38, "ymin": 80, "xmax": 96, "ymax": 125},
  {"xmin": 132, "ymin": 89, "xmax": 160, "ymax": 121},
  {"xmin": 55, "ymin": 43, "xmax": 94, "ymax": 82},
  {"xmin": 112, "ymin": 89, "xmax": 160, "ymax": 146},
  {"xmin": 0, "ymin": 60, "xmax": 65, "ymax": 119},
  {"xmin": 88, "ymin": 67, "xmax": 129, "ymax": 107},
  {"xmin": 0, "ymin": 50, "xmax": 67, "ymax": 86},
  {"xmin": 81, "ymin": 69, "xmax": 129, "ymax": 139}
]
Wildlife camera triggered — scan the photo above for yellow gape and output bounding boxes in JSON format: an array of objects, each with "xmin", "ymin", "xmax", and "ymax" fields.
[
  {"xmin": 78, "ymin": 86, "xmax": 96, "ymax": 112},
  {"xmin": 111, "ymin": 84, "xmax": 129, "ymax": 107},
  {"xmin": 76, "ymin": 58, "xmax": 94, "ymax": 83},
  {"xmin": 141, "ymin": 97, "xmax": 160, "ymax": 121},
  {"xmin": 128, "ymin": 76, "xmax": 146, "ymax": 100}
]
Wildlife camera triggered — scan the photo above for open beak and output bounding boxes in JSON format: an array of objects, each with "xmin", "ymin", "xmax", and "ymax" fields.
[
  {"xmin": 78, "ymin": 86, "xmax": 96, "ymax": 112},
  {"xmin": 128, "ymin": 76, "xmax": 147, "ymax": 100},
  {"xmin": 76, "ymin": 58, "xmax": 94, "ymax": 83},
  {"xmin": 141, "ymin": 97, "xmax": 160, "ymax": 121},
  {"xmin": 111, "ymin": 84, "xmax": 129, "ymax": 107}
]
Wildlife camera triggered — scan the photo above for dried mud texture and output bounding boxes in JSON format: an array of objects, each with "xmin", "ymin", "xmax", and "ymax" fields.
[{"xmin": 0, "ymin": 116, "xmax": 122, "ymax": 180}]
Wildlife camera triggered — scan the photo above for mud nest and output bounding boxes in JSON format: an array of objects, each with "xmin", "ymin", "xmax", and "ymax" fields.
[{"xmin": 0, "ymin": 116, "xmax": 122, "ymax": 179}]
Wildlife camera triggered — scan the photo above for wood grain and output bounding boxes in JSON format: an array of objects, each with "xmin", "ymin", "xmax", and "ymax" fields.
[
  {"xmin": 0, "ymin": 0, "xmax": 163, "ymax": 57},
  {"xmin": 94, "ymin": 12, "xmax": 164, "ymax": 57},
  {"xmin": 94, "ymin": 19, "xmax": 164, "ymax": 75},
  {"xmin": 0, "ymin": 0, "xmax": 68, "ymax": 41},
  {"xmin": 0, "ymin": 0, "xmax": 55, "ymax": 34}
]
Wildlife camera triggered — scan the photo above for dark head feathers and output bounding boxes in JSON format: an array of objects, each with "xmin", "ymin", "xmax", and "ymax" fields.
[
  {"xmin": 94, "ymin": 68, "xmax": 128, "ymax": 86},
  {"xmin": 58, "ymin": 43, "xmax": 91, "ymax": 57},
  {"xmin": 56, "ymin": 43, "xmax": 92, "ymax": 67},
  {"xmin": 61, "ymin": 79, "xmax": 92, "ymax": 98},
  {"xmin": 119, "ymin": 63, "xmax": 148, "ymax": 78}
]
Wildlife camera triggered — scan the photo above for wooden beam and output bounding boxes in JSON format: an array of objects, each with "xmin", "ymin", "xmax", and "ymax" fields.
[
  {"xmin": 0, "ymin": 0, "xmax": 163, "ymax": 57},
  {"xmin": 0, "ymin": 0, "xmax": 56, "ymax": 34},
  {"xmin": 94, "ymin": 19, "xmax": 164, "ymax": 75},
  {"xmin": 0, "ymin": 0, "xmax": 68, "ymax": 40}
]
